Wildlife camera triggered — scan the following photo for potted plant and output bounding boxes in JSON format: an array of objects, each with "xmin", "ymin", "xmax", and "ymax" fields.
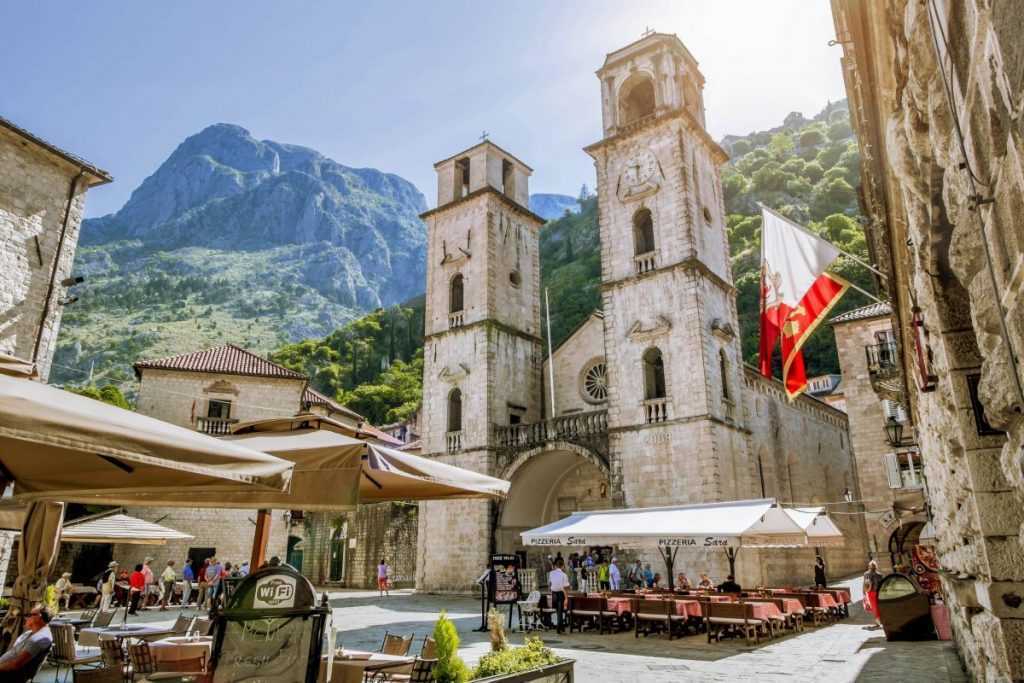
[{"xmin": 468, "ymin": 608, "xmax": 575, "ymax": 682}]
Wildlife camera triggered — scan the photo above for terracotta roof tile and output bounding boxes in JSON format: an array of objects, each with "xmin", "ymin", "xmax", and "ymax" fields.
[
  {"xmin": 829, "ymin": 301, "xmax": 892, "ymax": 324},
  {"xmin": 301, "ymin": 386, "xmax": 364, "ymax": 421},
  {"xmin": 134, "ymin": 344, "xmax": 306, "ymax": 380}
]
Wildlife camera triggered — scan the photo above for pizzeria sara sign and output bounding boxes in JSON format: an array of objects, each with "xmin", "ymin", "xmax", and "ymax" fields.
[{"xmin": 527, "ymin": 536, "xmax": 735, "ymax": 548}]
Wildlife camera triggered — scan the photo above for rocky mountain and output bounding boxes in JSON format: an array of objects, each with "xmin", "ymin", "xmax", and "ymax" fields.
[
  {"xmin": 529, "ymin": 193, "xmax": 580, "ymax": 220},
  {"xmin": 53, "ymin": 124, "xmax": 428, "ymax": 388}
]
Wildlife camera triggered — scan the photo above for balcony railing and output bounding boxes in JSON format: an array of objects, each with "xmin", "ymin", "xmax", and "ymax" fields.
[
  {"xmin": 634, "ymin": 251, "xmax": 657, "ymax": 275},
  {"xmin": 446, "ymin": 430, "xmax": 462, "ymax": 453},
  {"xmin": 196, "ymin": 416, "xmax": 238, "ymax": 435},
  {"xmin": 865, "ymin": 341, "xmax": 904, "ymax": 402},
  {"xmin": 493, "ymin": 410, "xmax": 608, "ymax": 449},
  {"xmin": 449, "ymin": 311, "xmax": 464, "ymax": 329},
  {"xmin": 643, "ymin": 397, "xmax": 669, "ymax": 424}
]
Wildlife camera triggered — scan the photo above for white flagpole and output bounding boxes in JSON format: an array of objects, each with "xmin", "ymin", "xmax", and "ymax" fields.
[
  {"xmin": 545, "ymin": 288, "xmax": 556, "ymax": 419},
  {"xmin": 758, "ymin": 204, "xmax": 887, "ymax": 305}
]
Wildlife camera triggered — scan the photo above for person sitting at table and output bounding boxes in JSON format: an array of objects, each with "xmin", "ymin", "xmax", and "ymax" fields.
[
  {"xmin": 675, "ymin": 572, "xmax": 692, "ymax": 590},
  {"xmin": 128, "ymin": 564, "xmax": 146, "ymax": 615},
  {"xmin": 717, "ymin": 575, "xmax": 742, "ymax": 593},
  {"xmin": 54, "ymin": 572, "xmax": 74, "ymax": 611},
  {"xmin": 0, "ymin": 605, "xmax": 53, "ymax": 679},
  {"xmin": 651, "ymin": 572, "xmax": 663, "ymax": 589},
  {"xmin": 697, "ymin": 573, "xmax": 714, "ymax": 590}
]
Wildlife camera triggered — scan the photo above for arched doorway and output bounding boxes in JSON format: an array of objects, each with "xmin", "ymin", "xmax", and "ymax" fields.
[
  {"xmin": 329, "ymin": 523, "xmax": 347, "ymax": 582},
  {"xmin": 286, "ymin": 535, "xmax": 303, "ymax": 573},
  {"xmin": 495, "ymin": 444, "xmax": 611, "ymax": 587}
]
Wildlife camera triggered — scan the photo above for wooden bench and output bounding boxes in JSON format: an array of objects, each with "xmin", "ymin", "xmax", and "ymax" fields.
[
  {"xmin": 775, "ymin": 593, "xmax": 827, "ymax": 626},
  {"xmin": 703, "ymin": 601, "xmax": 767, "ymax": 645},
  {"xmin": 568, "ymin": 596, "xmax": 605, "ymax": 633},
  {"xmin": 634, "ymin": 599, "xmax": 674, "ymax": 640}
]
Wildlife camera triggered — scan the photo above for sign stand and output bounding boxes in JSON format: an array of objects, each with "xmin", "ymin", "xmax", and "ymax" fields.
[
  {"xmin": 474, "ymin": 569, "xmax": 490, "ymax": 632},
  {"xmin": 488, "ymin": 554, "xmax": 522, "ymax": 632}
]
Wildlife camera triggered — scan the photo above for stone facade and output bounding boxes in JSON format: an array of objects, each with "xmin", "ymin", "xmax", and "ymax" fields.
[
  {"xmin": 416, "ymin": 34, "xmax": 868, "ymax": 594},
  {"xmin": 831, "ymin": 1, "xmax": 1024, "ymax": 679},
  {"xmin": 0, "ymin": 120, "xmax": 110, "ymax": 380}
]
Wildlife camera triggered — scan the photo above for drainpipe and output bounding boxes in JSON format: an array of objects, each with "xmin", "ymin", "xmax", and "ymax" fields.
[{"xmin": 31, "ymin": 170, "xmax": 86, "ymax": 366}]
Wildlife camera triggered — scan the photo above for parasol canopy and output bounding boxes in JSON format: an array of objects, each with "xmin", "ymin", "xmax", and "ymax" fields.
[{"xmin": 783, "ymin": 506, "xmax": 845, "ymax": 548}]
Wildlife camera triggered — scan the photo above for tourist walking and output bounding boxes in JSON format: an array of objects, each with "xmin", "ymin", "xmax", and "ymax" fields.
[
  {"xmin": 643, "ymin": 563, "xmax": 654, "ymax": 588},
  {"xmin": 567, "ymin": 553, "xmax": 579, "ymax": 591},
  {"xmin": 863, "ymin": 560, "xmax": 883, "ymax": 627},
  {"xmin": 814, "ymin": 555, "xmax": 828, "ymax": 588},
  {"xmin": 160, "ymin": 560, "xmax": 176, "ymax": 610},
  {"xmin": 377, "ymin": 559, "xmax": 391, "ymax": 597},
  {"xmin": 609, "ymin": 557, "xmax": 621, "ymax": 590},
  {"xmin": 99, "ymin": 561, "xmax": 117, "ymax": 612},
  {"xmin": 196, "ymin": 559, "xmax": 209, "ymax": 608},
  {"xmin": 205, "ymin": 557, "xmax": 223, "ymax": 609},
  {"xmin": 181, "ymin": 559, "xmax": 195, "ymax": 606},
  {"xmin": 128, "ymin": 564, "xmax": 145, "ymax": 615},
  {"xmin": 597, "ymin": 557, "xmax": 610, "ymax": 590},
  {"xmin": 142, "ymin": 557, "xmax": 157, "ymax": 608},
  {"xmin": 548, "ymin": 557, "xmax": 569, "ymax": 634},
  {"xmin": 238, "ymin": 561, "xmax": 250, "ymax": 577},
  {"xmin": 54, "ymin": 572, "xmax": 73, "ymax": 612}
]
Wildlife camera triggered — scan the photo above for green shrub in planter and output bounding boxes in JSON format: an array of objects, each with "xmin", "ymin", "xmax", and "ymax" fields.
[
  {"xmin": 471, "ymin": 636, "xmax": 560, "ymax": 678},
  {"xmin": 433, "ymin": 611, "xmax": 470, "ymax": 683}
]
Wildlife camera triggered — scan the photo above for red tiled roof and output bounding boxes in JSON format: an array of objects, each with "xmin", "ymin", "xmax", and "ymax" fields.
[
  {"xmin": 359, "ymin": 423, "xmax": 404, "ymax": 446},
  {"xmin": 134, "ymin": 344, "xmax": 306, "ymax": 380},
  {"xmin": 302, "ymin": 387, "xmax": 364, "ymax": 421}
]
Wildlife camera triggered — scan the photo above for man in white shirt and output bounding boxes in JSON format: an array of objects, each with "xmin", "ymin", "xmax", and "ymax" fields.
[
  {"xmin": 0, "ymin": 605, "xmax": 53, "ymax": 676},
  {"xmin": 609, "ymin": 557, "xmax": 622, "ymax": 591},
  {"xmin": 548, "ymin": 558, "xmax": 570, "ymax": 634}
]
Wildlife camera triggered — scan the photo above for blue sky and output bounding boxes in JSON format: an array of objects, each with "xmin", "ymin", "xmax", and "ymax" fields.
[{"xmin": 2, "ymin": 1, "xmax": 847, "ymax": 217}]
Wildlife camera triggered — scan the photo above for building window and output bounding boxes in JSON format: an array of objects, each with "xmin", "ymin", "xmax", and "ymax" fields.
[
  {"xmin": 580, "ymin": 358, "xmax": 609, "ymax": 404},
  {"xmin": 207, "ymin": 399, "xmax": 231, "ymax": 419},
  {"xmin": 449, "ymin": 274, "xmax": 464, "ymax": 313},
  {"xmin": 633, "ymin": 208, "xmax": 655, "ymax": 255},
  {"xmin": 884, "ymin": 451, "xmax": 923, "ymax": 489},
  {"xmin": 448, "ymin": 388, "xmax": 463, "ymax": 432},
  {"xmin": 454, "ymin": 157, "xmax": 470, "ymax": 200},
  {"xmin": 642, "ymin": 347, "xmax": 666, "ymax": 400},
  {"xmin": 719, "ymin": 349, "xmax": 731, "ymax": 402},
  {"xmin": 619, "ymin": 73, "xmax": 656, "ymax": 125},
  {"xmin": 702, "ymin": 206, "xmax": 713, "ymax": 224},
  {"xmin": 509, "ymin": 270, "xmax": 522, "ymax": 288},
  {"xmin": 502, "ymin": 159, "xmax": 516, "ymax": 199}
]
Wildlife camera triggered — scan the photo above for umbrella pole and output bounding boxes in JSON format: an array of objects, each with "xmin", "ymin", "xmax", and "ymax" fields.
[{"xmin": 250, "ymin": 509, "xmax": 272, "ymax": 569}]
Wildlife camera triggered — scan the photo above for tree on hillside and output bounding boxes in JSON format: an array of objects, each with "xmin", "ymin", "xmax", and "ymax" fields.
[{"xmin": 68, "ymin": 384, "xmax": 131, "ymax": 410}]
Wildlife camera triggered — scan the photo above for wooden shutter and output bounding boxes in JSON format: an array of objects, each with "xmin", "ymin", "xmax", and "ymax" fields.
[{"xmin": 883, "ymin": 453, "xmax": 903, "ymax": 489}]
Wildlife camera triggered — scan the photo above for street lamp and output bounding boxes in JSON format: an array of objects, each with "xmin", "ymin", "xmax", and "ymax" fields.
[{"xmin": 884, "ymin": 415, "xmax": 904, "ymax": 447}]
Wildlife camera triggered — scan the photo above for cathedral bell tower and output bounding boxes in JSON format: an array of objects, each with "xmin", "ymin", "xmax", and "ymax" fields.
[
  {"xmin": 585, "ymin": 34, "xmax": 750, "ymax": 510},
  {"xmin": 416, "ymin": 141, "xmax": 545, "ymax": 592}
]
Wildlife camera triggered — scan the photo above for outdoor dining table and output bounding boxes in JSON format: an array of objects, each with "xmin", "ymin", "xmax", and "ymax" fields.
[
  {"xmin": 744, "ymin": 601, "xmax": 784, "ymax": 622},
  {"xmin": 148, "ymin": 636, "xmax": 213, "ymax": 671},
  {"xmin": 772, "ymin": 597, "xmax": 804, "ymax": 614},
  {"xmin": 672, "ymin": 599, "xmax": 703, "ymax": 618},
  {"xmin": 605, "ymin": 597, "xmax": 634, "ymax": 616},
  {"xmin": 806, "ymin": 592, "xmax": 838, "ymax": 609},
  {"xmin": 79, "ymin": 623, "xmax": 175, "ymax": 647},
  {"xmin": 318, "ymin": 649, "xmax": 415, "ymax": 683}
]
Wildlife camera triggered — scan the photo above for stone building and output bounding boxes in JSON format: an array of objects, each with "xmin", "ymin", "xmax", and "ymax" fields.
[
  {"xmin": 417, "ymin": 34, "xmax": 869, "ymax": 593},
  {"xmin": 830, "ymin": 1, "xmax": 1024, "ymax": 679},
  {"xmin": 0, "ymin": 116, "xmax": 111, "ymax": 380},
  {"xmin": 830, "ymin": 302, "xmax": 924, "ymax": 572}
]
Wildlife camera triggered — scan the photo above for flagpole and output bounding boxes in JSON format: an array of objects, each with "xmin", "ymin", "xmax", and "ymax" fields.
[
  {"xmin": 757, "ymin": 203, "xmax": 888, "ymax": 279},
  {"xmin": 545, "ymin": 288, "xmax": 557, "ymax": 419}
]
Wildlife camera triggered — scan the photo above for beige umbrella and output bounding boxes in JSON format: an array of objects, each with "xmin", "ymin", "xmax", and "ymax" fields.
[
  {"xmin": 0, "ymin": 373, "xmax": 294, "ymax": 504},
  {"xmin": 0, "ymin": 501, "xmax": 64, "ymax": 651}
]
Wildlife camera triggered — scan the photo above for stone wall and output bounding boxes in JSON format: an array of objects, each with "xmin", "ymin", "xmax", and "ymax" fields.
[
  {"xmin": 543, "ymin": 313, "xmax": 606, "ymax": 417},
  {"xmin": 0, "ymin": 125, "xmax": 97, "ymax": 381},
  {"xmin": 832, "ymin": 1, "xmax": 1024, "ymax": 679}
]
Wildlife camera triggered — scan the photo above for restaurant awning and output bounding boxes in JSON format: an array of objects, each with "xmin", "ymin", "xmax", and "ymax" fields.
[
  {"xmin": 783, "ymin": 507, "xmax": 845, "ymax": 548},
  {"xmin": 0, "ymin": 370, "xmax": 295, "ymax": 505},
  {"xmin": 521, "ymin": 498, "xmax": 842, "ymax": 549}
]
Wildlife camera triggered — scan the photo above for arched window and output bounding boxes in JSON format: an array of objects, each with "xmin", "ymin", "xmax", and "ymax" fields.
[
  {"xmin": 719, "ymin": 348, "xmax": 731, "ymax": 401},
  {"xmin": 633, "ymin": 209, "xmax": 655, "ymax": 255},
  {"xmin": 642, "ymin": 348, "xmax": 666, "ymax": 400},
  {"xmin": 449, "ymin": 274, "xmax": 464, "ymax": 314},
  {"xmin": 448, "ymin": 388, "xmax": 463, "ymax": 432},
  {"xmin": 619, "ymin": 73, "xmax": 656, "ymax": 125}
]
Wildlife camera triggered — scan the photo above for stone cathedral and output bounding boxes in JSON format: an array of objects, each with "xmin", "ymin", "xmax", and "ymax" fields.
[{"xmin": 416, "ymin": 34, "xmax": 867, "ymax": 591}]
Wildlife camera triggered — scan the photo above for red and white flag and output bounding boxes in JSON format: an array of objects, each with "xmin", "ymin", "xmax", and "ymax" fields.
[{"xmin": 759, "ymin": 208, "xmax": 849, "ymax": 399}]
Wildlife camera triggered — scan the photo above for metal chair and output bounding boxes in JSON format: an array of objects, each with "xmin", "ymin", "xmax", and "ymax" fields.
[
  {"xmin": 79, "ymin": 610, "xmax": 97, "ymax": 625},
  {"xmin": 50, "ymin": 622, "xmax": 102, "ymax": 681},
  {"xmin": 97, "ymin": 636, "xmax": 130, "ymax": 682},
  {"xmin": 92, "ymin": 611, "xmax": 116, "ymax": 629},
  {"xmin": 517, "ymin": 590, "xmax": 542, "ymax": 631},
  {"xmin": 170, "ymin": 614, "xmax": 194, "ymax": 636}
]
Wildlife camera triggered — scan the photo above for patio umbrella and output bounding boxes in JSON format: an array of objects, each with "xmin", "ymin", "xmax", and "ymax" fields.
[
  {"xmin": 0, "ymin": 501, "xmax": 64, "ymax": 651},
  {"xmin": 0, "ymin": 372, "xmax": 295, "ymax": 504},
  {"xmin": 783, "ymin": 507, "xmax": 845, "ymax": 548}
]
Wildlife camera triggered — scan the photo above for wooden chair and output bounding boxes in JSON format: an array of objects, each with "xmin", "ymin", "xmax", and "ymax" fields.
[
  {"xmin": 369, "ymin": 657, "xmax": 437, "ymax": 683},
  {"xmin": 777, "ymin": 592, "xmax": 826, "ymax": 626},
  {"xmin": 127, "ymin": 640, "xmax": 157, "ymax": 678},
  {"xmin": 633, "ymin": 599, "xmax": 673, "ymax": 639},
  {"xmin": 419, "ymin": 636, "xmax": 436, "ymax": 659},
  {"xmin": 704, "ymin": 602, "xmax": 764, "ymax": 645},
  {"xmin": 73, "ymin": 668, "xmax": 123, "ymax": 683},
  {"xmin": 379, "ymin": 631, "xmax": 414, "ymax": 656},
  {"xmin": 50, "ymin": 622, "xmax": 102, "ymax": 680}
]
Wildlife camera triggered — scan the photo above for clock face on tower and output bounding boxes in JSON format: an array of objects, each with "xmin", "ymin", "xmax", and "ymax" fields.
[{"xmin": 619, "ymin": 149, "xmax": 660, "ymax": 200}]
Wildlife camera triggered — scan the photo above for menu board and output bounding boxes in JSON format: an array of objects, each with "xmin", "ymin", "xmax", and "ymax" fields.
[
  {"xmin": 214, "ymin": 616, "xmax": 314, "ymax": 683},
  {"xmin": 490, "ymin": 553, "xmax": 520, "ymax": 605}
]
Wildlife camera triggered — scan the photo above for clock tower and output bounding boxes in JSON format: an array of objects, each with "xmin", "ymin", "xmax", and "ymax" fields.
[{"xmin": 585, "ymin": 34, "xmax": 753, "ymax": 514}]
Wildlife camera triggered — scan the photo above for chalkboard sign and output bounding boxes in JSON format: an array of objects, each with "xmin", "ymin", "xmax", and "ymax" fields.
[
  {"xmin": 209, "ymin": 566, "xmax": 327, "ymax": 683},
  {"xmin": 489, "ymin": 553, "xmax": 521, "ymax": 605}
]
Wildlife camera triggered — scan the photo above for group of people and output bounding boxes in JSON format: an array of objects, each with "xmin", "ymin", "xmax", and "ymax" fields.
[{"xmin": 91, "ymin": 555, "xmax": 256, "ymax": 614}]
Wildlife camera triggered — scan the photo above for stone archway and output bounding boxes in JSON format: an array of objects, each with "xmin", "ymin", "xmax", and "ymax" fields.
[{"xmin": 494, "ymin": 443, "xmax": 611, "ymax": 582}]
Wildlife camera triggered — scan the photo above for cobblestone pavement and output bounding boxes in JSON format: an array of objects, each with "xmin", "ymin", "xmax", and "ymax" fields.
[{"xmin": 34, "ymin": 585, "xmax": 966, "ymax": 682}]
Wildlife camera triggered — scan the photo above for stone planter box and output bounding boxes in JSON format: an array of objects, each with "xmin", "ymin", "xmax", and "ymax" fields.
[{"xmin": 472, "ymin": 659, "xmax": 574, "ymax": 683}]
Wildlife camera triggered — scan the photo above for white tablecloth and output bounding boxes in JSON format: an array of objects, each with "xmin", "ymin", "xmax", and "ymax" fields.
[{"xmin": 149, "ymin": 636, "xmax": 212, "ymax": 669}]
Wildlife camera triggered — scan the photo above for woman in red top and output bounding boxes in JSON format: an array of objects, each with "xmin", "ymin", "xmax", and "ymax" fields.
[{"xmin": 128, "ymin": 564, "xmax": 146, "ymax": 615}]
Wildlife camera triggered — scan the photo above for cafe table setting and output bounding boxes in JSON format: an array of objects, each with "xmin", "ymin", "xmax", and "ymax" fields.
[{"xmin": 318, "ymin": 648, "xmax": 415, "ymax": 683}]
